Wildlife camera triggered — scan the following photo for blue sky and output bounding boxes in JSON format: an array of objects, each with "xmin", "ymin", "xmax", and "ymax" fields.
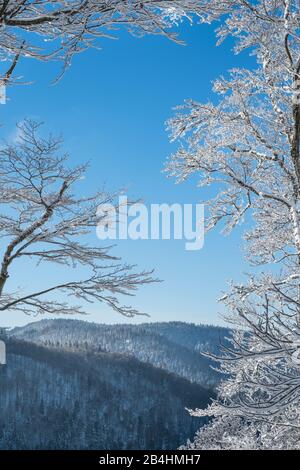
[{"xmin": 0, "ymin": 20, "xmax": 256, "ymax": 328}]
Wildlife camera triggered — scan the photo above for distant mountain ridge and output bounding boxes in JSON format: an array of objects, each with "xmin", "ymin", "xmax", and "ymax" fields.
[{"xmin": 10, "ymin": 319, "xmax": 230, "ymax": 388}]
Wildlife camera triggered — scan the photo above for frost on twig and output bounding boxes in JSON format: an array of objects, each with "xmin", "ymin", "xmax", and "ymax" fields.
[{"xmin": 0, "ymin": 119, "xmax": 156, "ymax": 317}]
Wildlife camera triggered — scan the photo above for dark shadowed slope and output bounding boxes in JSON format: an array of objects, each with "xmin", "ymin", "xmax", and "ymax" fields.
[{"xmin": 0, "ymin": 339, "xmax": 212, "ymax": 450}]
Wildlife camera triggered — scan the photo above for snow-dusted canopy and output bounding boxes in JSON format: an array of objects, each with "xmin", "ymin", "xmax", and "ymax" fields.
[
  {"xmin": 0, "ymin": 120, "xmax": 155, "ymax": 317},
  {"xmin": 166, "ymin": 0, "xmax": 300, "ymax": 441}
]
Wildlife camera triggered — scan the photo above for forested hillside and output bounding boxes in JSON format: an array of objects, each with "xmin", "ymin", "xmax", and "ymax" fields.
[
  {"xmin": 10, "ymin": 320, "xmax": 229, "ymax": 388},
  {"xmin": 0, "ymin": 338, "xmax": 212, "ymax": 450}
]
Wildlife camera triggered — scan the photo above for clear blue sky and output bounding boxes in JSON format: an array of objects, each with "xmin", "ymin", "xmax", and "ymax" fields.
[{"xmin": 0, "ymin": 20, "xmax": 256, "ymax": 328}]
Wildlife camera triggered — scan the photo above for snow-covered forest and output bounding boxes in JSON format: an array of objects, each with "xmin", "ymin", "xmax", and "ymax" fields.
[
  {"xmin": 10, "ymin": 319, "xmax": 229, "ymax": 388},
  {"xmin": 1, "ymin": 0, "xmax": 300, "ymax": 453},
  {"xmin": 0, "ymin": 322, "xmax": 215, "ymax": 449}
]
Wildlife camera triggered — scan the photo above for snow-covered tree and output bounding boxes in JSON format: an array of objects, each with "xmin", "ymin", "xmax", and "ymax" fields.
[
  {"xmin": 0, "ymin": 0, "xmax": 213, "ymax": 85},
  {"xmin": 0, "ymin": 119, "xmax": 154, "ymax": 317},
  {"xmin": 181, "ymin": 415, "xmax": 300, "ymax": 450},
  {"xmin": 165, "ymin": 1, "xmax": 300, "ymax": 448}
]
